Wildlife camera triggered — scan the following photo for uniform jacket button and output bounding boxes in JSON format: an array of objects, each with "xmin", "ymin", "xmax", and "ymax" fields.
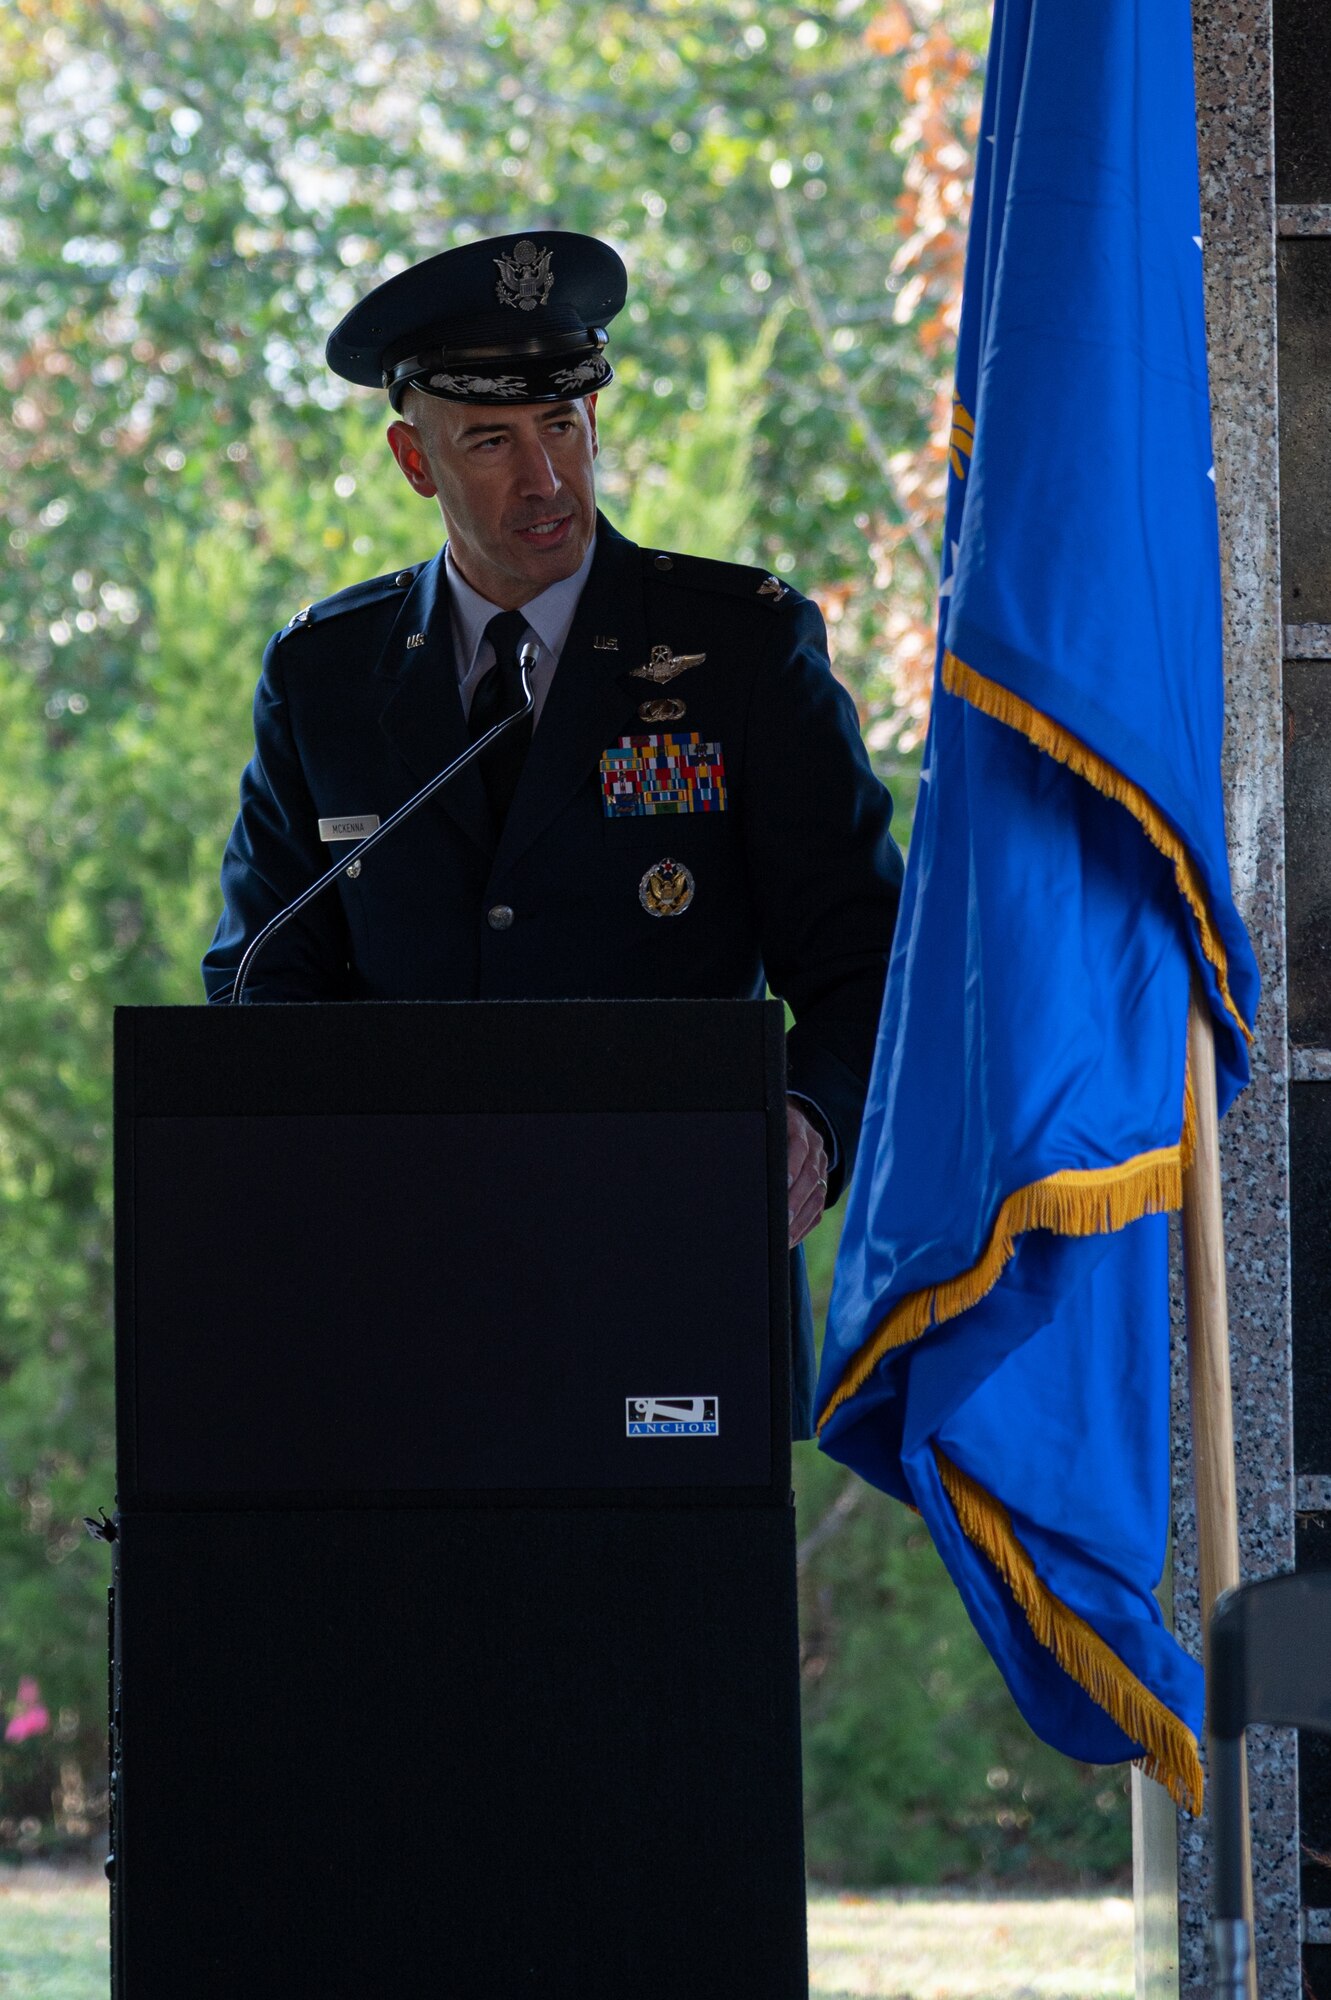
[
  {"xmin": 653, "ymin": 554, "xmax": 673, "ymax": 572},
  {"xmin": 395, "ymin": 570, "xmax": 414, "ymax": 587},
  {"xmin": 487, "ymin": 904, "xmax": 515, "ymax": 931}
]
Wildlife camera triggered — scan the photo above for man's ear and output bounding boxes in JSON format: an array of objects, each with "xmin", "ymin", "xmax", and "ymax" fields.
[
  {"xmin": 386, "ymin": 420, "xmax": 439, "ymax": 499},
  {"xmin": 585, "ymin": 392, "xmax": 599, "ymax": 459}
]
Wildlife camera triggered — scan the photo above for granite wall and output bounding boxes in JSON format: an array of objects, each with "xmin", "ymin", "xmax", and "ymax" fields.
[
  {"xmin": 1159, "ymin": 3, "xmax": 1331, "ymax": 1994},
  {"xmin": 1280, "ymin": 0, "xmax": 1331, "ymax": 1954}
]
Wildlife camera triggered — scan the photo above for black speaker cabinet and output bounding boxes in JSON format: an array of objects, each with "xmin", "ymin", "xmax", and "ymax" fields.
[{"xmin": 111, "ymin": 1000, "xmax": 807, "ymax": 1999}]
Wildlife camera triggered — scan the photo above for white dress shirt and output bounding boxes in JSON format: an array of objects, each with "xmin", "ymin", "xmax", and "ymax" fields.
[{"xmin": 445, "ymin": 534, "xmax": 598, "ymax": 730}]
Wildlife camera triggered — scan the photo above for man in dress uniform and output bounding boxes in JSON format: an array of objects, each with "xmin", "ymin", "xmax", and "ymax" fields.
[{"xmin": 203, "ymin": 230, "xmax": 903, "ymax": 1435}]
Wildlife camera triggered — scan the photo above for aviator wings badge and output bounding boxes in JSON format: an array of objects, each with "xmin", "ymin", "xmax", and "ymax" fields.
[{"xmin": 630, "ymin": 644, "xmax": 707, "ymax": 686}]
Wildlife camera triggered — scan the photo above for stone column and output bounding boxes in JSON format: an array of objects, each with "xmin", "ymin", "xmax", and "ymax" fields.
[{"xmin": 1164, "ymin": 3, "xmax": 1300, "ymax": 1995}]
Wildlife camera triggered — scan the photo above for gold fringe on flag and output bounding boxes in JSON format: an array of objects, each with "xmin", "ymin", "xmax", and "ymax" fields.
[
  {"xmin": 935, "ymin": 1449, "xmax": 1204, "ymax": 1815},
  {"xmin": 941, "ymin": 652, "xmax": 1253, "ymax": 1047},
  {"xmin": 818, "ymin": 657, "xmax": 1219, "ymax": 1427},
  {"xmin": 815, "ymin": 651, "xmax": 1229, "ymax": 1809},
  {"xmin": 818, "ymin": 1135, "xmax": 1190, "ymax": 1424}
]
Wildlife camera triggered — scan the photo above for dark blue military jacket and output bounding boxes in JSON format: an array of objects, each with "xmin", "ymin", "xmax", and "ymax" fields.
[{"xmin": 204, "ymin": 513, "xmax": 903, "ymax": 1433}]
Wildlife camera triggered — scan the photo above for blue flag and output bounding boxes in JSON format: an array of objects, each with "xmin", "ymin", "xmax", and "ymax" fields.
[{"xmin": 816, "ymin": 0, "xmax": 1259, "ymax": 1811}]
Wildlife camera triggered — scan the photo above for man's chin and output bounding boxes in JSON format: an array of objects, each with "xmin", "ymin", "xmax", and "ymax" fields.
[{"xmin": 448, "ymin": 514, "xmax": 592, "ymax": 606}]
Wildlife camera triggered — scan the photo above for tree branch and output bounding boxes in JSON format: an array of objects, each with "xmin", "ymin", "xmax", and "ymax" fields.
[
  {"xmin": 796, "ymin": 1476, "xmax": 865, "ymax": 1570},
  {"xmin": 772, "ymin": 182, "xmax": 939, "ymax": 588}
]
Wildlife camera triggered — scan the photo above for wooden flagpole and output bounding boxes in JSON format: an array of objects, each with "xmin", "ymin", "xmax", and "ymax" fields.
[{"xmin": 1181, "ymin": 984, "xmax": 1255, "ymax": 1997}]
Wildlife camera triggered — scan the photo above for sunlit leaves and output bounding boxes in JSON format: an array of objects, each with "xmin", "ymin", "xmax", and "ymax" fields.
[{"xmin": 0, "ymin": 0, "xmax": 996, "ymax": 1864}]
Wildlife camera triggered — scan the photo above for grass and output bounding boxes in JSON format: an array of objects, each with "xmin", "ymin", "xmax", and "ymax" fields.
[
  {"xmin": 0, "ymin": 1870, "xmax": 108, "ymax": 2000},
  {"xmin": 0, "ymin": 1870, "xmax": 1132, "ymax": 1999},
  {"xmin": 807, "ymin": 1889, "xmax": 1133, "ymax": 1999}
]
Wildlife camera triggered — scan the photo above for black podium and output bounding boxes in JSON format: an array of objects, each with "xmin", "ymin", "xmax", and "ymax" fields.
[{"xmin": 111, "ymin": 999, "xmax": 807, "ymax": 1999}]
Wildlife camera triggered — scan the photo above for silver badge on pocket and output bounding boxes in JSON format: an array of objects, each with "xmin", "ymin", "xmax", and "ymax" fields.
[{"xmin": 639, "ymin": 858, "xmax": 695, "ymax": 917}]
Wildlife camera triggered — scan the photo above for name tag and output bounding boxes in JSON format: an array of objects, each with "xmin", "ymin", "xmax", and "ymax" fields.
[
  {"xmin": 318, "ymin": 814, "xmax": 380, "ymax": 842},
  {"xmin": 600, "ymin": 734, "xmax": 727, "ymax": 817}
]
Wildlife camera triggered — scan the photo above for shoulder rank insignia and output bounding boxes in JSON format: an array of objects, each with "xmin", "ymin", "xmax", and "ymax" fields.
[
  {"xmin": 645, "ymin": 546, "xmax": 797, "ymax": 609},
  {"xmin": 631, "ymin": 644, "xmax": 707, "ymax": 686},
  {"xmin": 277, "ymin": 565, "xmax": 418, "ymax": 640}
]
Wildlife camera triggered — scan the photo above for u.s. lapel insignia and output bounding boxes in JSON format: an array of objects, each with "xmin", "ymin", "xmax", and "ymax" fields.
[
  {"xmin": 593, "ymin": 635, "xmax": 619, "ymax": 651},
  {"xmin": 631, "ymin": 644, "xmax": 707, "ymax": 686},
  {"xmin": 405, "ymin": 632, "xmax": 426, "ymax": 650},
  {"xmin": 638, "ymin": 696, "xmax": 686, "ymax": 723},
  {"xmin": 639, "ymin": 857, "xmax": 695, "ymax": 918}
]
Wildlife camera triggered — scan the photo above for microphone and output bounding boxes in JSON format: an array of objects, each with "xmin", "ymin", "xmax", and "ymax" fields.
[{"xmin": 224, "ymin": 641, "xmax": 539, "ymax": 1005}]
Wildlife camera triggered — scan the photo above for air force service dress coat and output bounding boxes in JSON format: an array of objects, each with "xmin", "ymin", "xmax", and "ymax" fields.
[{"xmin": 203, "ymin": 513, "xmax": 903, "ymax": 1434}]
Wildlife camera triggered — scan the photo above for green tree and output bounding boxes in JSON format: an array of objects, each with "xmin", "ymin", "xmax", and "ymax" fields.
[
  {"xmin": 0, "ymin": 0, "xmax": 1130, "ymax": 1883},
  {"xmin": 617, "ymin": 309, "xmax": 786, "ymax": 553},
  {"xmin": 795, "ymin": 1218, "xmax": 1130, "ymax": 1885}
]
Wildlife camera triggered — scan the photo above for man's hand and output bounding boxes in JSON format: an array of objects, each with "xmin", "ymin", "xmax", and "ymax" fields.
[{"xmin": 787, "ymin": 1099, "xmax": 830, "ymax": 1250}]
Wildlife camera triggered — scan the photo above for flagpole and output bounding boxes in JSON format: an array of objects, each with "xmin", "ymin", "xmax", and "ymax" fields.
[{"xmin": 1181, "ymin": 984, "xmax": 1255, "ymax": 1999}]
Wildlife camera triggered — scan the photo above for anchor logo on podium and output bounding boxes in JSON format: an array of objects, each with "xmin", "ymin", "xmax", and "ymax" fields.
[{"xmin": 626, "ymin": 1396, "xmax": 719, "ymax": 1436}]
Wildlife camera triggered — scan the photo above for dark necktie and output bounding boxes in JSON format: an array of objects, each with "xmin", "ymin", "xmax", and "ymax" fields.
[{"xmin": 468, "ymin": 608, "xmax": 534, "ymax": 832}]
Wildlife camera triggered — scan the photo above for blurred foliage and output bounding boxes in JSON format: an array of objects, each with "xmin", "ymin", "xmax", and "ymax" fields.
[
  {"xmin": 0, "ymin": 0, "xmax": 1129, "ymax": 1882},
  {"xmin": 798, "ymin": 1220, "xmax": 1130, "ymax": 1885}
]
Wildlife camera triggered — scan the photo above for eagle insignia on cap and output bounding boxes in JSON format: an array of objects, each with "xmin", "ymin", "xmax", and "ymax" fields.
[
  {"xmin": 495, "ymin": 239, "xmax": 555, "ymax": 311},
  {"xmin": 327, "ymin": 230, "xmax": 626, "ymax": 405}
]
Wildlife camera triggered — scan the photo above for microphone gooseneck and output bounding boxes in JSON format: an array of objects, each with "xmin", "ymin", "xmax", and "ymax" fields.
[{"xmin": 225, "ymin": 644, "xmax": 539, "ymax": 1005}]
